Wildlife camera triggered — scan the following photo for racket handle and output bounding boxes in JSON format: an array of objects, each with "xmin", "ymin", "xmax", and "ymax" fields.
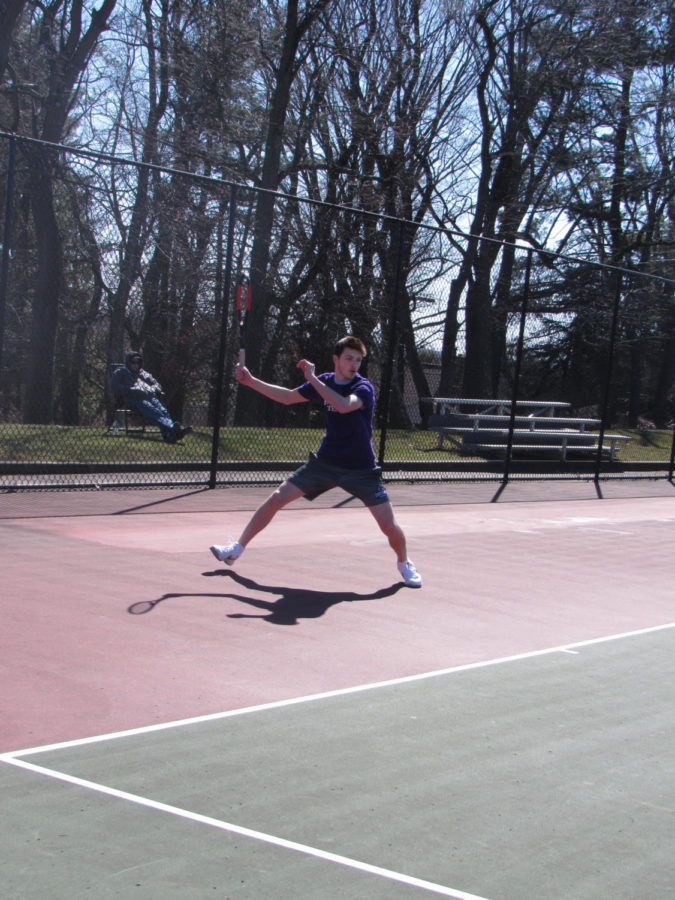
[{"xmin": 238, "ymin": 348, "xmax": 246, "ymax": 365}]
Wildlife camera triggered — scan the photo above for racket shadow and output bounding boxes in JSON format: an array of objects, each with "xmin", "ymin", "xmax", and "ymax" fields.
[
  {"xmin": 126, "ymin": 592, "xmax": 226, "ymax": 616},
  {"xmin": 128, "ymin": 572, "xmax": 404, "ymax": 625}
]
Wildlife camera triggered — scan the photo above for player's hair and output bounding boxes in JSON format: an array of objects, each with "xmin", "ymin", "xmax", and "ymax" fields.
[{"xmin": 334, "ymin": 335, "xmax": 367, "ymax": 358}]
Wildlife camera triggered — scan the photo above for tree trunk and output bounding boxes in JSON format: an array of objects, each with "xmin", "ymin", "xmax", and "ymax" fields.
[
  {"xmin": 21, "ymin": 0, "xmax": 118, "ymax": 422},
  {"xmin": 236, "ymin": 0, "xmax": 332, "ymax": 424},
  {"xmin": 0, "ymin": 0, "xmax": 26, "ymax": 84},
  {"xmin": 23, "ymin": 157, "xmax": 61, "ymax": 423}
]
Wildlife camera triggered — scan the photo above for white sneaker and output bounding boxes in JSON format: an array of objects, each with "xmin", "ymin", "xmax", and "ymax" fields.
[
  {"xmin": 398, "ymin": 559, "xmax": 422, "ymax": 588},
  {"xmin": 210, "ymin": 541, "xmax": 244, "ymax": 566}
]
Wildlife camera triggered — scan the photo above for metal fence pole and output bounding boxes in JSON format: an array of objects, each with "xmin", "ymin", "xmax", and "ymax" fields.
[
  {"xmin": 209, "ymin": 184, "xmax": 238, "ymax": 489},
  {"xmin": 594, "ymin": 271, "xmax": 623, "ymax": 482},
  {"xmin": 502, "ymin": 247, "xmax": 533, "ymax": 484},
  {"xmin": 0, "ymin": 134, "xmax": 16, "ymax": 372},
  {"xmin": 669, "ymin": 288, "xmax": 675, "ymax": 484},
  {"xmin": 377, "ymin": 220, "xmax": 405, "ymax": 468}
]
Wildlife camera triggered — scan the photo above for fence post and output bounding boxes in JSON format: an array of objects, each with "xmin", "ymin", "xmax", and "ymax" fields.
[
  {"xmin": 209, "ymin": 184, "xmax": 238, "ymax": 489},
  {"xmin": 668, "ymin": 288, "xmax": 675, "ymax": 484},
  {"xmin": 377, "ymin": 220, "xmax": 405, "ymax": 468},
  {"xmin": 503, "ymin": 247, "xmax": 533, "ymax": 484},
  {"xmin": 0, "ymin": 134, "xmax": 16, "ymax": 372},
  {"xmin": 594, "ymin": 270, "xmax": 623, "ymax": 482}
]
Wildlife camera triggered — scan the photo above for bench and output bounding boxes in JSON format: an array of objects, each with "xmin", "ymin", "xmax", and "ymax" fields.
[
  {"xmin": 429, "ymin": 412, "xmax": 602, "ymax": 441},
  {"xmin": 434, "ymin": 428, "xmax": 631, "ymax": 461},
  {"xmin": 423, "ymin": 397, "xmax": 572, "ymax": 417},
  {"xmin": 422, "ymin": 398, "xmax": 631, "ymax": 460},
  {"xmin": 464, "ymin": 432, "xmax": 631, "ymax": 461}
]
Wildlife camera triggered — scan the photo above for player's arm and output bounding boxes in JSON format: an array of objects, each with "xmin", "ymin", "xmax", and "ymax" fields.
[
  {"xmin": 297, "ymin": 360, "xmax": 363, "ymax": 414},
  {"xmin": 235, "ymin": 363, "xmax": 307, "ymax": 406}
]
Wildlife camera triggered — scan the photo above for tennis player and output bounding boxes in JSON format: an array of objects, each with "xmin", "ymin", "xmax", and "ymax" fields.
[{"xmin": 210, "ymin": 335, "xmax": 422, "ymax": 587}]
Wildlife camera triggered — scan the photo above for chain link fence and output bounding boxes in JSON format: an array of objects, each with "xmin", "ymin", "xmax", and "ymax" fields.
[{"xmin": 1, "ymin": 132, "xmax": 674, "ymax": 490}]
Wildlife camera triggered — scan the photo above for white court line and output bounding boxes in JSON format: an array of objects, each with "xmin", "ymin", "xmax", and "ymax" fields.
[
  {"xmin": 3, "ymin": 757, "xmax": 489, "ymax": 900},
  {"xmin": 2, "ymin": 621, "xmax": 674, "ymax": 900},
  {"xmin": 3, "ymin": 619, "xmax": 674, "ymax": 761}
]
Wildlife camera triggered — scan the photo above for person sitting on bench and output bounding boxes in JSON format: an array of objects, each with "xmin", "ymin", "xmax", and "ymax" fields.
[{"xmin": 110, "ymin": 351, "xmax": 192, "ymax": 443}]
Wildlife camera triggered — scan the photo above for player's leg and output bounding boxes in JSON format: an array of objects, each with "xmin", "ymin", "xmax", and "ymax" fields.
[
  {"xmin": 368, "ymin": 501, "xmax": 422, "ymax": 587},
  {"xmin": 210, "ymin": 479, "xmax": 304, "ymax": 565},
  {"xmin": 238, "ymin": 479, "xmax": 305, "ymax": 547},
  {"xmin": 367, "ymin": 500, "xmax": 407, "ymax": 561}
]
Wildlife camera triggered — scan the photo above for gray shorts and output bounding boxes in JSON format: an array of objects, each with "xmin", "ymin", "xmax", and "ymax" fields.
[{"xmin": 288, "ymin": 453, "xmax": 389, "ymax": 507}]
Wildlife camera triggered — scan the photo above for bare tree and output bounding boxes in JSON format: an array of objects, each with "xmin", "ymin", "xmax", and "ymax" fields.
[
  {"xmin": 245, "ymin": 0, "xmax": 474, "ymax": 423},
  {"xmin": 434, "ymin": 0, "xmax": 607, "ymax": 399},
  {"xmin": 553, "ymin": 0, "xmax": 675, "ymax": 422},
  {"xmin": 132, "ymin": 0, "xmax": 262, "ymax": 415},
  {"xmin": 0, "ymin": 0, "xmax": 27, "ymax": 86},
  {"xmin": 8, "ymin": 0, "xmax": 117, "ymax": 422},
  {"xmin": 237, "ymin": 0, "xmax": 334, "ymax": 423}
]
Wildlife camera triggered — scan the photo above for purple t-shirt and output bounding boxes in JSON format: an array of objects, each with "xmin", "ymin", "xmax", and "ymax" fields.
[{"xmin": 298, "ymin": 373, "xmax": 377, "ymax": 469}]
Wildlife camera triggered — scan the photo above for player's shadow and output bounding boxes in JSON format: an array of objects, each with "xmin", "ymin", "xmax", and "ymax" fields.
[
  {"xmin": 205, "ymin": 569, "xmax": 404, "ymax": 625},
  {"xmin": 127, "ymin": 571, "xmax": 403, "ymax": 625}
]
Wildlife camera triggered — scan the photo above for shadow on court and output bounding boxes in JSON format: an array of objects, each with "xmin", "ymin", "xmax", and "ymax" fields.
[{"xmin": 128, "ymin": 570, "xmax": 404, "ymax": 625}]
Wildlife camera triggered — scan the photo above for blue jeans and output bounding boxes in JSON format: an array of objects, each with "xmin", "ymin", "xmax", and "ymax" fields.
[{"xmin": 131, "ymin": 396, "xmax": 174, "ymax": 440}]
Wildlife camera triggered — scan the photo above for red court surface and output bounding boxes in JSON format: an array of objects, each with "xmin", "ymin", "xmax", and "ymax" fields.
[{"xmin": 1, "ymin": 478, "xmax": 674, "ymax": 899}]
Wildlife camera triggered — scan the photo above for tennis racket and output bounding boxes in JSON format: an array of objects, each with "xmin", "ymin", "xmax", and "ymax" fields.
[{"xmin": 236, "ymin": 281, "xmax": 251, "ymax": 365}]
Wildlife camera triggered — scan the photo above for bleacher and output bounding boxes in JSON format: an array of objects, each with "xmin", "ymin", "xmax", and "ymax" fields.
[{"xmin": 423, "ymin": 398, "xmax": 631, "ymax": 461}]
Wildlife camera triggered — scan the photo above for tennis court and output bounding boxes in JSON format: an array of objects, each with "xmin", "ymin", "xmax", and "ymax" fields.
[{"xmin": 1, "ymin": 479, "xmax": 674, "ymax": 899}]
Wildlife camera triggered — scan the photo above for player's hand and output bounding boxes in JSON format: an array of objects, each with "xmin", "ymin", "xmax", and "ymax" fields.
[
  {"xmin": 297, "ymin": 358, "xmax": 315, "ymax": 379},
  {"xmin": 235, "ymin": 362, "xmax": 251, "ymax": 384}
]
